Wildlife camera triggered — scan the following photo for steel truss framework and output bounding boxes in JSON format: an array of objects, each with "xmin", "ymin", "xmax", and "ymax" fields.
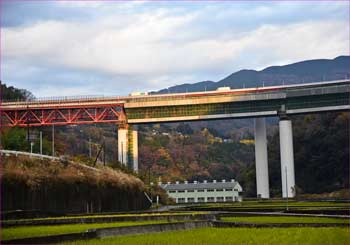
[{"xmin": 2, "ymin": 105, "xmax": 125, "ymax": 127}]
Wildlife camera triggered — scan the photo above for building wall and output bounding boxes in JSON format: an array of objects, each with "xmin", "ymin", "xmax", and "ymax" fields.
[{"xmin": 167, "ymin": 188, "xmax": 242, "ymax": 203}]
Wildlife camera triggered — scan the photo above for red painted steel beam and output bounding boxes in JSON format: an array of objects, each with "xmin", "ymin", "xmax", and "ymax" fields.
[{"xmin": 1, "ymin": 104, "xmax": 125, "ymax": 127}]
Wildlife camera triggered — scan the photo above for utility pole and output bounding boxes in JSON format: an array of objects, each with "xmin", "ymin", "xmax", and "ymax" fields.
[
  {"xmin": 121, "ymin": 142, "xmax": 124, "ymax": 164},
  {"xmin": 149, "ymin": 165, "xmax": 151, "ymax": 187},
  {"xmin": 30, "ymin": 142, "xmax": 34, "ymax": 155},
  {"xmin": 103, "ymin": 137, "xmax": 106, "ymax": 166},
  {"xmin": 52, "ymin": 124, "xmax": 55, "ymax": 157},
  {"xmin": 285, "ymin": 166, "xmax": 289, "ymax": 211},
  {"xmin": 40, "ymin": 131, "xmax": 43, "ymax": 155},
  {"xmin": 26, "ymin": 106, "xmax": 30, "ymax": 151},
  {"xmin": 89, "ymin": 137, "xmax": 92, "ymax": 158}
]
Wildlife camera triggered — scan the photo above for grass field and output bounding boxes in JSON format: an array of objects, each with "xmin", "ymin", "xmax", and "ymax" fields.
[
  {"xmin": 221, "ymin": 216, "xmax": 350, "ymax": 223},
  {"xmin": 65, "ymin": 227, "xmax": 350, "ymax": 244},
  {"xmin": 1, "ymin": 220, "xmax": 172, "ymax": 241}
]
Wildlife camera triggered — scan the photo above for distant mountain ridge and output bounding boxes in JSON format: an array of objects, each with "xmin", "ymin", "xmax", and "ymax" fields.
[{"xmin": 156, "ymin": 56, "xmax": 350, "ymax": 94}]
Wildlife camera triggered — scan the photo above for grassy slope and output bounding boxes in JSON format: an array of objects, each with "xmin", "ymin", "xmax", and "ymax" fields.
[
  {"xmin": 1, "ymin": 220, "xmax": 170, "ymax": 241},
  {"xmin": 66, "ymin": 227, "xmax": 350, "ymax": 245},
  {"xmin": 221, "ymin": 216, "xmax": 349, "ymax": 223}
]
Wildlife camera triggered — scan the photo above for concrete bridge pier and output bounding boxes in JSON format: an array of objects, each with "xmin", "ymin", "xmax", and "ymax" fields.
[
  {"xmin": 118, "ymin": 124, "xmax": 138, "ymax": 172},
  {"xmin": 279, "ymin": 118, "xmax": 296, "ymax": 198},
  {"xmin": 118, "ymin": 124, "xmax": 128, "ymax": 166},
  {"xmin": 254, "ymin": 117, "xmax": 270, "ymax": 198}
]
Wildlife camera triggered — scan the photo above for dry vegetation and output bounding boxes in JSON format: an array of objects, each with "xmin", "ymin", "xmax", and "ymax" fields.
[
  {"xmin": 1, "ymin": 155, "xmax": 149, "ymax": 213},
  {"xmin": 1, "ymin": 155, "xmax": 144, "ymax": 191}
]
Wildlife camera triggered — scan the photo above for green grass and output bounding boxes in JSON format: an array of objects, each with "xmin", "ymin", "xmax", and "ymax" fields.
[
  {"xmin": 65, "ymin": 227, "xmax": 350, "ymax": 244},
  {"xmin": 221, "ymin": 216, "xmax": 350, "ymax": 224},
  {"xmin": 1, "ymin": 220, "xmax": 171, "ymax": 241}
]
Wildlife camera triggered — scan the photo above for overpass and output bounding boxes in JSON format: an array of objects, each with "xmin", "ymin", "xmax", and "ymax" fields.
[{"xmin": 1, "ymin": 79, "xmax": 349, "ymax": 198}]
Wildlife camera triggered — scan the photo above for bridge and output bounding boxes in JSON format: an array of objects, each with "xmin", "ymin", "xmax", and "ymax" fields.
[{"xmin": 1, "ymin": 79, "xmax": 349, "ymax": 199}]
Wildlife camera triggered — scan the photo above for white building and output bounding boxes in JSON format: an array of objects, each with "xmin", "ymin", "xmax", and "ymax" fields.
[{"xmin": 159, "ymin": 179, "xmax": 243, "ymax": 203}]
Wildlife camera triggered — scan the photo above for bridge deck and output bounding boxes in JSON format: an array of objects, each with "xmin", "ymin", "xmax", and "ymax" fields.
[{"xmin": 1, "ymin": 80, "xmax": 349, "ymax": 126}]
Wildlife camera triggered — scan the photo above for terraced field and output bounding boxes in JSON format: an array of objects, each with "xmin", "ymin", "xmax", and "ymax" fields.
[
  {"xmin": 220, "ymin": 216, "xmax": 349, "ymax": 224},
  {"xmin": 1, "ymin": 220, "xmax": 174, "ymax": 241},
  {"xmin": 65, "ymin": 227, "xmax": 350, "ymax": 245}
]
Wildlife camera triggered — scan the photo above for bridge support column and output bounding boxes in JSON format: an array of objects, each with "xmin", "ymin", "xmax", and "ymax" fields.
[
  {"xmin": 129, "ymin": 126, "xmax": 139, "ymax": 172},
  {"xmin": 118, "ymin": 125, "xmax": 128, "ymax": 166},
  {"xmin": 279, "ymin": 118, "xmax": 296, "ymax": 198},
  {"xmin": 254, "ymin": 118, "xmax": 270, "ymax": 199},
  {"xmin": 118, "ymin": 124, "xmax": 138, "ymax": 172}
]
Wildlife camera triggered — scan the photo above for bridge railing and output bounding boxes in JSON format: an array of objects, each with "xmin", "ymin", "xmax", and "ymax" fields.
[{"xmin": 1, "ymin": 95, "xmax": 126, "ymax": 105}]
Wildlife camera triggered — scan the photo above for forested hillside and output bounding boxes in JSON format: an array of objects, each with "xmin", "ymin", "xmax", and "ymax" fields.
[{"xmin": 1, "ymin": 56, "xmax": 349, "ymax": 197}]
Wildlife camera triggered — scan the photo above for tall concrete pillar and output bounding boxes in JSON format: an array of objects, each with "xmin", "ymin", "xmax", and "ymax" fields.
[
  {"xmin": 129, "ymin": 126, "xmax": 139, "ymax": 172},
  {"xmin": 279, "ymin": 119, "xmax": 296, "ymax": 198},
  {"xmin": 254, "ymin": 118, "xmax": 270, "ymax": 198},
  {"xmin": 118, "ymin": 124, "xmax": 138, "ymax": 172},
  {"xmin": 118, "ymin": 125, "xmax": 128, "ymax": 166}
]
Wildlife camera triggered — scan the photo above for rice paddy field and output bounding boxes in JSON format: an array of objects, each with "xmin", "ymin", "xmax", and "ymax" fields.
[
  {"xmin": 185, "ymin": 200, "xmax": 350, "ymax": 211},
  {"xmin": 1, "ymin": 220, "xmax": 173, "ymax": 241},
  {"xmin": 220, "ymin": 216, "xmax": 350, "ymax": 224},
  {"xmin": 62, "ymin": 227, "xmax": 350, "ymax": 245},
  {"xmin": 2, "ymin": 201, "xmax": 349, "ymax": 244}
]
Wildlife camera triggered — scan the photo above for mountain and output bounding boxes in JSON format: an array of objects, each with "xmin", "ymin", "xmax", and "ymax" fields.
[{"xmin": 156, "ymin": 56, "xmax": 350, "ymax": 93}]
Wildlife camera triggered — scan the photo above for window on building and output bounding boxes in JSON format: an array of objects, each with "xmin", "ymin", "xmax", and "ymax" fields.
[
  {"xmin": 187, "ymin": 190, "xmax": 194, "ymax": 192},
  {"xmin": 169, "ymin": 190, "xmax": 176, "ymax": 193},
  {"xmin": 225, "ymin": 196, "xmax": 233, "ymax": 202},
  {"xmin": 187, "ymin": 197, "xmax": 195, "ymax": 203},
  {"xmin": 217, "ymin": 197, "xmax": 224, "ymax": 202},
  {"xmin": 207, "ymin": 197, "xmax": 215, "ymax": 202},
  {"xmin": 225, "ymin": 189, "xmax": 233, "ymax": 191},
  {"xmin": 207, "ymin": 189, "xmax": 214, "ymax": 192},
  {"xmin": 216, "ymin": 189, "xmax": 223, "ymax": 192},
  {"xmin": 234, "ymin": 189, "xmax": 239, "ymax": 191},
  {"xmin": 178, "ymin": 190, "xmax": 185, "ymax": 193},
  {"xmin": 198, "ymin": 197, "xmax": 205, "ymax": 202},
  {"xmin": 197, "ymin": 189, "xmax": 205, "ymax": 192},
  {"xmin": 177, "ymin": 198, "xmax": 185, "ymax": 203}
]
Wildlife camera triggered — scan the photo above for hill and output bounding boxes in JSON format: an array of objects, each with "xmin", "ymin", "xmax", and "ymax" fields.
[{"xmin": 156, "ymin": 56, "xmax": 350, "ymax": 93}]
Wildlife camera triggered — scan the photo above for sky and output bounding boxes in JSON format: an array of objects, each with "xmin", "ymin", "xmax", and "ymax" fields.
[{"xmin": 1, "ymin": 1, "xmax": 349, "ymax": 97}]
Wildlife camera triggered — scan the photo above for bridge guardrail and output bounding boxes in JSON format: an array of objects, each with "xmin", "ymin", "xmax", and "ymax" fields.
[
  {"xmin": 0, "ymin": 150, "xmax": 102, "ymax": 172},
  {"xmin": 0, "ymin": 150, "xmax": 59, "ymax": 161}
]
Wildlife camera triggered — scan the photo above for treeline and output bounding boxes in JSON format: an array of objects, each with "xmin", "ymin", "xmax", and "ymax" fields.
[
  {"xmin": 136, "ymin": 112, "xmax": 349, "ymax": 197},
  {"xmin": 268, "ymin": 112, "xmax": 349, "ymax": 195},
  {"xmin": 0, "ymin": 82, "xmax": 34, "ymax": 101}
]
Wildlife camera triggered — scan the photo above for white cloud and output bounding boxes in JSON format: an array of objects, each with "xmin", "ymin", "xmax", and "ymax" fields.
[{"xmin": 2, "ymin": 2, "xmax": 349, "ymax": 96}]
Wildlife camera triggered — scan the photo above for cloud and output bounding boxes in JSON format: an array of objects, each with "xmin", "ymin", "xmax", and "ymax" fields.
[{"xmin": 1, "ymin": 1, "xmax": 349, "ymax": 97}]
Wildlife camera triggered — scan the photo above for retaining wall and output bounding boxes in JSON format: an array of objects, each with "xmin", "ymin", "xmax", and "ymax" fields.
[
  {"xmin": 212, "ymin": 221, "xmax": 350, "ymax": 228},
  {"xmin": 2, "ymin": 213, "xmax": 216, "ymax": 227}
]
